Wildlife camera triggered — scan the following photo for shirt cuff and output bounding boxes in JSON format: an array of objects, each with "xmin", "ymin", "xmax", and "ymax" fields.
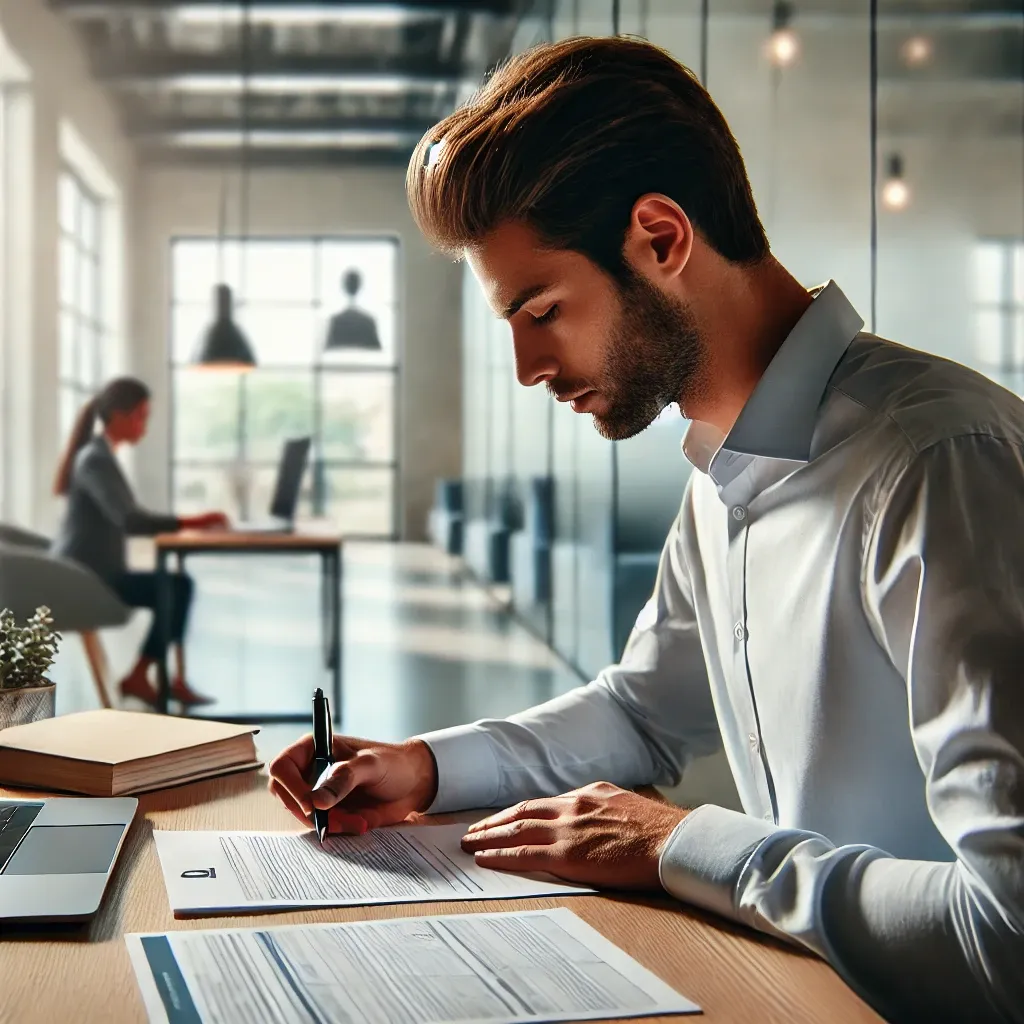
[
  {"xmin": 415, "ymin": 724, "xmax": 501, "ymax": 814},
  {"xmin": 659, "ymin": 803, "xmax": 778, "ymax": 921}
]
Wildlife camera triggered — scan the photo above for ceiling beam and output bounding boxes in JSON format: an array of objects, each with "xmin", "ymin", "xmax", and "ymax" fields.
[
  {"xmin": 125, "ymin": 114, "xmax": 435, "ymax": 136},
  {"xmin": 134, "ymin": 125, "xmax": 425, "ymax": 148},
  {"xmin": 51, "ymin": 0, "xmax": 517, "ymax": 17},
  {"xmin": 138, "ymin": 146, "xmax": 415, "ymax": 169},
  {"xmin": 103, "ymin": 72, "xmax": 469, "ymax": 96},
  {"xmin": 94, "ymin": 52, "xmax": 462, "ymax": 79}
]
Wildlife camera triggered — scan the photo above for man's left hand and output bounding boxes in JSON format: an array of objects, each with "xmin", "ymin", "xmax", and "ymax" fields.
[{"xmin": 460, "ymin": 782, "xmax": 688, "ymax": 891}]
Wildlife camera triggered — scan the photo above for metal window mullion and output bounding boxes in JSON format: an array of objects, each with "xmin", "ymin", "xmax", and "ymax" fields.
[
  {"xmin": 1002, "ymin": 245, "xmax": 1017, "ymax": 371},
  {"xmin": 91, "ymin": 193, "xmax": 103, "ymax": 385},
  {"xmin": 312, "ymin": 239, "xmax": 325, "ymax": 516}
]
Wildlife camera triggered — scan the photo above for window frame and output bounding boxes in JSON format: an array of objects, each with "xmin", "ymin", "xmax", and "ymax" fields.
[
  {"xmin": 58, "ymin": 165, "xmax": 105, "ymax": 435},
  {"xmin": 167, "ymin": 234, "xmax": 402, "ymax": 540},
  {"xmin": 973, "ymin": 237, "xmax": 1024, "ymax": 383}
]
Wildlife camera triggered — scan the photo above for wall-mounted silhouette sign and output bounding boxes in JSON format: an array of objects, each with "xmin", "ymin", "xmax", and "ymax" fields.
[{"xmin": 324, "ymin": 269, "xmax": 381, "ymax": 352}]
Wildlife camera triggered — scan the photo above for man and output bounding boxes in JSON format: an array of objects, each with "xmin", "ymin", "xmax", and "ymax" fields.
[{"xmin": 270, "ymin": 37, "xmax": 1024, "ymax": 1023}]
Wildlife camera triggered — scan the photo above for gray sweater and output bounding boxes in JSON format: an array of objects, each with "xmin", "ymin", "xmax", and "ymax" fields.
[{"xmin": 52, "ymin": 435, "xmax": 179, "ymax": 580}]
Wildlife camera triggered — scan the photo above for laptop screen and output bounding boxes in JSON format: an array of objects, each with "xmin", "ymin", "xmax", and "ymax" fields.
[{"xmin": 269, "ymin": 437, "xmax": 311, "ymax": 520}]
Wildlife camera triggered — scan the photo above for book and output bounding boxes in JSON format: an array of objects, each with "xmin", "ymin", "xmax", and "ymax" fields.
[{"xmin": 0, "ymin": 709, "xmax": 261, "ymax": 796}]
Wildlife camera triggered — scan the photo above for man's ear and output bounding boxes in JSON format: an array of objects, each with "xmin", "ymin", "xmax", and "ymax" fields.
[{"xmin": 622, "ymin": 193, "xmax": 693, "ymax": 283}]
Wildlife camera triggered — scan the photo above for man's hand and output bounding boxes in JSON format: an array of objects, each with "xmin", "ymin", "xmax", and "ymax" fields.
[
  {"xmin": 460, "ymin": 782, "xmax": 687, "ymax": 891},
  {"xmin": 268, "ymin": 734, "xmax": 438, "ymax": 836}
]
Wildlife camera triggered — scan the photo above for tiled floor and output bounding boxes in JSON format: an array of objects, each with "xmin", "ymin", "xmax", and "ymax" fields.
[{"xmin": 50, "ymin": 542, "xmax": 585, "ymax": 763}]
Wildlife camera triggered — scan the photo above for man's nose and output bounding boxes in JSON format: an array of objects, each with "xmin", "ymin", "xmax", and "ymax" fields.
[{"xmin": 513, "ymin": 338, "xmax": 558, "ymax": 388}]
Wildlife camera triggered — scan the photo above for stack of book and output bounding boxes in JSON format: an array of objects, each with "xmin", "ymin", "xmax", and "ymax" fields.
[{"xmin": 0, "ymin": 709, "xmax": 261, "ymax": 796}]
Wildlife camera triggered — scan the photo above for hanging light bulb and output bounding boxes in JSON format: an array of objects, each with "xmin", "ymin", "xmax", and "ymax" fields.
[
  {"xmin": 881, "ymin": 153, "xmax": 911, "ymax": 212},
  {"xmin": 766, "ymin": 2, "xmax": 799, "ymax": 68},
  {"xmin": 900, "ymin": 35, "xmax": 932, "ymax": 67}
]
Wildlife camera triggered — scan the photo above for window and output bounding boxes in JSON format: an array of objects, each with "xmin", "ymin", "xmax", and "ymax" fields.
[
  {"xmin": 170, "ymin": 237, "xmax": 399, "ymax": 537},
  {"xmin": 973, "ymin": 240, "xmax": 1024, "ymax": 389},
  {"xmin": 59, "ymin": 169, "xmax": 104, "ymax": 439}
]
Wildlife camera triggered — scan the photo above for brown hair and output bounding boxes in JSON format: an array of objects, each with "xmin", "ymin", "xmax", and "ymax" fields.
[
  {"xmin": 53, "ymin": 376, "xmax": 151, "ymax": 496},
  {"xmin": 407, "ymin": 36, "xmax": 768, "ymax": 277}
]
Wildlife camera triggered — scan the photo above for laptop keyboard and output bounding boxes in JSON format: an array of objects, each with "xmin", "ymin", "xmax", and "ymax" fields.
[{"xmin": 0, "ymin": 803, "xmax": 43, "ymax": 874}]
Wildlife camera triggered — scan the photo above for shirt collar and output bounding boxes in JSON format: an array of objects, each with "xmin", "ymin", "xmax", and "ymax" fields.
[{"xmin": 682, "ymin": 280, "xmax": 864, "ymax": 481}]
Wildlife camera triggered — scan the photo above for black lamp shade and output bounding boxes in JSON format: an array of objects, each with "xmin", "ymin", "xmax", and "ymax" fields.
[{"xmin": 194, "ymin": 284, "xmax": 256, "ymax": 369}]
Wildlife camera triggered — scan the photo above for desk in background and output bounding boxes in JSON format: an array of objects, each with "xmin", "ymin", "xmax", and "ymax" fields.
[
  {"xmin": 153, "ymin": 527, "xmax": 343, "ymax": 722},
  {"xmin": 1, "ymin": 770, "xmax": 884, "ymax": 1024}
]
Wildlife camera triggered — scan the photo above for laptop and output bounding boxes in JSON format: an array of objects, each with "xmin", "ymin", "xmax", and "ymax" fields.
[
  {"xmin": 234, "ymin": 436, "xmax": 311, "ymax": 534},
  {"xmin": 0, "ymin": 797, "xmax": 137, "ymax": 922}
]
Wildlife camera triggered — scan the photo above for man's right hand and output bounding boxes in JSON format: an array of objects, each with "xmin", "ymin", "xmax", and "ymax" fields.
[{"xmin": 268, "ymin": 734, "xmax": 439, "ymax": 836}]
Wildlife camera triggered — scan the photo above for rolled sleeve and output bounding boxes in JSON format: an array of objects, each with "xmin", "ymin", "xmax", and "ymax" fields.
[
  {"xmin": 416, "ymin": 724, "xmax": 501, "ymax": 814},
  {"xmin": 659, "ymin": 804, "xmax": 779, "ymax": 922}
]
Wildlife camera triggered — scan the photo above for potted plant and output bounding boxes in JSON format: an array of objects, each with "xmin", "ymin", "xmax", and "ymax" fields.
[{"xmin": 0, "ymin": 606, "xmax": 61, "ymax": 730}]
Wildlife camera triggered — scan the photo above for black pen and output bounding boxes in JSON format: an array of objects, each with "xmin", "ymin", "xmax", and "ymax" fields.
[{"xmin": 310, "ymin": 687, "xmax": 334, "ymax": 845}]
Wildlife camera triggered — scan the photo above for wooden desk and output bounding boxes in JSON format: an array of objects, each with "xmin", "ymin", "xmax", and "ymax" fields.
[
  {"xmin": 1, "ymin": 772, "xmax": 883, "ymax": 1024},
  {"xmin": 153, "ymin": 526, "xmax": 343, "ymax": 722}
]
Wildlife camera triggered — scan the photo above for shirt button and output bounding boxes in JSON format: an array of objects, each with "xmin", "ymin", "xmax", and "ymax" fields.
[
  {"xmin": 763, "ymin": 812, "xmax": 774, "ymax": 822},
  {"xmin": 731, "ymin": 506, "xmax": 746, "ymax": 522},
  {"xmin": 733, "ymin": 622, "xmax": 747, "ymax": 641}
]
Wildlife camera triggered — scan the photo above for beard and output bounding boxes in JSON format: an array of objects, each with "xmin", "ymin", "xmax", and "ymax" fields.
[{"xmin": 550, "ymin": 269, "xmax": 707, "ymax": 442}]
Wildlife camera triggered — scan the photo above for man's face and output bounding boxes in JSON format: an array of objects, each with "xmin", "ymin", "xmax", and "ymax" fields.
[{"xmin": 467, "ymin": 222, "xmax": 705, "ymax": 441}]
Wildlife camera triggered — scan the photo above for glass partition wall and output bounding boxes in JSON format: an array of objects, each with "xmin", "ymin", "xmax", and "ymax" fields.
[{"xmin": 459, "ymin": 0, "xmax": 1024, "ymax": 675}]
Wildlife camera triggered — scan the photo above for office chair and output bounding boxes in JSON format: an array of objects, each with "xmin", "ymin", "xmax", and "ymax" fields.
[{"xmin": 0, "ymin": 525, "xmax": 131, "ymax": 709}]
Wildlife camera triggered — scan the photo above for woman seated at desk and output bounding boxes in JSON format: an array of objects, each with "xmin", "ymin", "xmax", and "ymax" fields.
[{"xmin": 52, "ymin": 377, "xmax": 228, "ymax": 709}]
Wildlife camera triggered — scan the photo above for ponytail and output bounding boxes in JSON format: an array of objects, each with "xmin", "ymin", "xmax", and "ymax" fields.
[
  {"xmin": 53, "ymin": 376, "xmax": 151, "ymax": 496},
  {"xmin": 53, "ymin": 397, "xmax": 99, "ymax": 496}
]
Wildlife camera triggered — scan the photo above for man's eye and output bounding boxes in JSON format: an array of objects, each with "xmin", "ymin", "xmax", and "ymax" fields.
[{"xmin": 533, "ymin": 305, "xmax": 559, "ymax": 325}]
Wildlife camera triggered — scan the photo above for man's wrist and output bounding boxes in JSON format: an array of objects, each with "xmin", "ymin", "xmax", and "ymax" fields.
[
  {"xmin": 407, "ymin": 738, "xmax": 439, "ymax": 813},
  {"xmin": 650, "ymin": 803, "xmax": 690, "ymax": 888}
]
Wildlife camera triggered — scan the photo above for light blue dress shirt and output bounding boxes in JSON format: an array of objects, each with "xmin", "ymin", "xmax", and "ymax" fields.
[{"xmin": 418, "ymin": 282, "xmax": 1024, "ymax": 1023}]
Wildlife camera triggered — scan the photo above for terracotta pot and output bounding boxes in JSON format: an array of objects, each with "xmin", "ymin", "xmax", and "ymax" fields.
[{"xmin": 0, "ymin": 681, "xmax": 56, "ymax": 730}]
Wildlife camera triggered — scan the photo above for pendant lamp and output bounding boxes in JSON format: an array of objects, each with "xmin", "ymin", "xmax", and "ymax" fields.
[
  {"xmin": 194, "ymin": 0, "xmax": 256, "ymax": 370},
  {"xmin": 196, "ymin": 283, "xmax": 255, "ymax": 367}
]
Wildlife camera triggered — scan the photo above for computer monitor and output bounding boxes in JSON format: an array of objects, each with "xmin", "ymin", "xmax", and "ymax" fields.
[{"xmin": 268, "ymin": 437, "xmax": 311, "ymax": 522}]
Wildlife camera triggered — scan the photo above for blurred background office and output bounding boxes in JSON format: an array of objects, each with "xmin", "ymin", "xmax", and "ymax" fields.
[{"xmin": 0, "ymin": 0, "xmax": 1019, "ymax": 803}]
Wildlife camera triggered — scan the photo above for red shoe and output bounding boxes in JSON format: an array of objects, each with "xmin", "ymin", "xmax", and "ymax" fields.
[
  {"xmin": 118, "ymin": 675, "xmax": 159, "ymax": 708},
  {"xmin": 171, "ymin": 683, "xmax": 216, "ymax": 707}
]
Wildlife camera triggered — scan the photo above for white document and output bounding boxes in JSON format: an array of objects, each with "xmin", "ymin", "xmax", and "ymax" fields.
[
  {"xmin": 154, "ymin": 823, "xmax": 595, "ymax": 914},
  {"xmin": 126, "ymin": 906, "xmax": 701, "ymax": 1024}
]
